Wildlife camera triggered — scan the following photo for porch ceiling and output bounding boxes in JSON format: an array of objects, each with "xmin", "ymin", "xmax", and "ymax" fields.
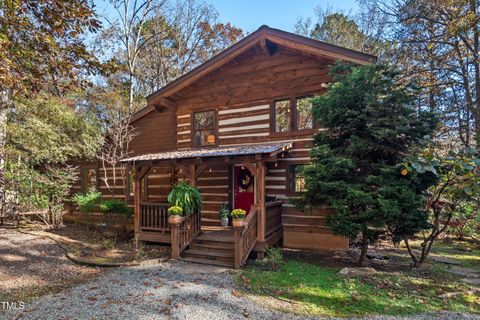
[{"xmin": 121, "ymin": 142, "xmax": 292, "ymax": 163}]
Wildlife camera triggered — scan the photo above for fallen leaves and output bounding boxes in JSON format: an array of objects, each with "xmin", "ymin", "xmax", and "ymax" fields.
[{"xmin": 232, "ymin": 289, "xmax": 242, "ymax": 297}]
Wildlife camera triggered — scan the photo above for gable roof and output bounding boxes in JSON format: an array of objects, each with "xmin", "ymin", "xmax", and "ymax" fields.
[{"xmin": 132, "ymin": 25, "xmax": 377, "ymax": 122}]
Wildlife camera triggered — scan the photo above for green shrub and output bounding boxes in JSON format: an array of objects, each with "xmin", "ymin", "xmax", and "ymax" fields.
[
  {"xmin": 219, "ymin": 203, "xmax": 230, "ymax": 218},
  {"xmin": 167, "ymin": 181, "xmax": 202, "ymax": 216},
  {"xmin": 168, "ymin": 206, "xmax": 183, "ymax": 216},
  {"xmin": 102, "ymin": 238, "xmax": 115, "ymax": 250},
  {"xmin": 72, "ymin": 190, "xmax": 102, "ymax": 213},
  {"xmin": 265, "ymin": 246, "xmax": 283, "ymax": 262},
  {"xmin": 99, "ymin": 199, "xmax": 133, "ymax": 216}
]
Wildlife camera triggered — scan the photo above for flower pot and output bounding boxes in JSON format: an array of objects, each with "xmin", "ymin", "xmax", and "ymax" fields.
[
  {"xmin": 220, "ymin": 217, "xmax": 229, "ymax": 227},
  {"xmin": 168, "ymin": 215, "xmax": 184, "ymax": 224},
  {"xmin": 232, "ymin": 218, "xmax": 244, "ymax": 227}
]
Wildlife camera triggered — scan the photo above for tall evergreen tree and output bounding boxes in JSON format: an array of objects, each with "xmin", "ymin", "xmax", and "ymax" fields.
[{"xmin": 295, "ymin": 63, "xmax": 437, "ymax": 265}]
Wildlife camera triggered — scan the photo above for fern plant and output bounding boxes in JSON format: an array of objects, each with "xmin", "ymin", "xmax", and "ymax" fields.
[{"xmin": 167, "ymin": 182, "xmax": 202, "ymax": 216}]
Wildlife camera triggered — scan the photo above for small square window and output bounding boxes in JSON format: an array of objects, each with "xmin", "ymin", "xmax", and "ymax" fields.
[
  {"xmin": 289, "ymin": 165, "xmax": 306, "ymax": 193},
  {"xmin": 82, "ymin": 168, "xmax": 97, "ymax": 193},
  {"xmin": 296, "ymin": 97, "xmax": 313, "ymax": 130},
  {"xmin": 193, "ymin": 111, "xmax": 216, "ymax": 146},
  {"xmin": 274, "ymin": 99, "xmax": 291, "ymax": 132}
]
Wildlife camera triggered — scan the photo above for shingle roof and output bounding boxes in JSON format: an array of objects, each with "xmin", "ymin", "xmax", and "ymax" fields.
[{"xmin": 121, "ymin": 142, "xmax": 293, "ymax": 163}]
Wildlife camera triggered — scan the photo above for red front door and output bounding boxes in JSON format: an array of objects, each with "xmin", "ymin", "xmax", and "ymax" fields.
[{"xmin": 233, "ymin": 166, "xmax": 255, "ymax": 213}]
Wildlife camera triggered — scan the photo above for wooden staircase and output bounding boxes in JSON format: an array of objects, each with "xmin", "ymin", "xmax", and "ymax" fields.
[{"xmin": 181, "ymin": 226, "xmax": 235, "ymax": 267}]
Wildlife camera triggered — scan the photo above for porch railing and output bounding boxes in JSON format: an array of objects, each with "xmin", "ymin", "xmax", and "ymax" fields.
[
  {"xmin": 233, "ymin": 205, "xmax": 258, "ymax": 268},
  {"xmin": 170, "ymin": 210, "xmax": 202, "ymax": 259},
  {"xmin": 265, "ymin": 201, "xmax": 283, "ymax": 238},
  {"xmin": 140, "ymin": 202, "xmax": 170, "ymax": 233}
]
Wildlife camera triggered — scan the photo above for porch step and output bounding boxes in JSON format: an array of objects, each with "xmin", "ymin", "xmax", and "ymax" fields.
[
  {"xmin": 180, "ymin": 229, "xmax": 235, "ymax": 267},
  {"xmin": 189, "ymin": 241, "xmax": 234, "ymax": 252},
  {"xmin": 181, "ymin": 256, "xmax": 234, "ymax": 268},
  {"xmin": 184, "ymin": 249, "xmax": 234, "ymax": 258},
  {"xmin": 201, "ymin": 218, "xmax": 221, "ymax": 227}
]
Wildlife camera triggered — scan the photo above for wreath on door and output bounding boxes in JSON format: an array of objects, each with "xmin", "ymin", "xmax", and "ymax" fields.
[{"xmin": 238, "ymin": 168, "xmax": 253, "ymax": 190}]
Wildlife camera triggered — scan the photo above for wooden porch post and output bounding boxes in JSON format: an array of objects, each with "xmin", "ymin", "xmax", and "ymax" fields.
[
  {"xmin": 256, "ymin": 160, "xmax": 266, "ymax": 242},
  {"xmin": 189, "ymin": 164, "xmax": 196, "ymax": 187},
  {"xmin": 170, "ymin": 219, "xmax": 181, "ymax": 259},
  {"xmin": 134, "ymin": 165, "xmax": 150, "ymax": 237}
]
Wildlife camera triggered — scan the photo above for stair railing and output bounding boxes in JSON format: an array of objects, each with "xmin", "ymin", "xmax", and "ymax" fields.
[
  {"xmin": 233, "ymin": 205, "xmax": 258, "ymax": 268},
  {"xmin": 170, "ymin": 210, "xmax": 202, "ymax": 259}
]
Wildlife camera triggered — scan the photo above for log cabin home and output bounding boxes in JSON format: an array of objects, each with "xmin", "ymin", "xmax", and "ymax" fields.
[{"xmin": 70, "ymin": 25, "xmax": 376, "ymax": 268}]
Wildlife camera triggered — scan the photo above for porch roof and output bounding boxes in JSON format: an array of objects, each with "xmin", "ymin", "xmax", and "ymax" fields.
[{"xmin": 121, "ymin": 142, "xmax": 293, "ymax": 163}]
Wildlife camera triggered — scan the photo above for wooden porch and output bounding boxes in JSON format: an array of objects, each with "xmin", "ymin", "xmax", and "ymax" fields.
[
  {"xmin": 125, "ymin": 143, "xmax": 290, "ymax": 268},
  {"xmin": 134, "ymin": 200, "xmax": 283, "ymax": 268}
]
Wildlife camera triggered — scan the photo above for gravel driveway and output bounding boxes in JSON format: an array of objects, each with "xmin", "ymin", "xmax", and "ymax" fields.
[
  {"xmin": 4, "ymin": 259, "xmax": 480, "ymax": 320},
  {"xmin": 0, "ymin": 228, "xmax": 102, "ymax": 304},
  {"xmin": 7, "ymin": 261, "xmax": 312, "ymax": 320}
]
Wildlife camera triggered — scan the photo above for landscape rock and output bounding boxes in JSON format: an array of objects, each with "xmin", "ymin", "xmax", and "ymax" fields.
[{"xmin": 338, "ymin": 267, "xmax": 378, "ymax": 277}]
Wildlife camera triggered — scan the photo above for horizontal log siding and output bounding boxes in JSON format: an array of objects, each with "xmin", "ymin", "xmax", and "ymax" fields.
[
  {"xmin": 171, "ymin": 46, "xmax": 329, "ymax": 109},
  {"xmin": 176, "ymin": 113, "xmax": 191, "ymax": 150},
  {"xmin": 282, "ymin": 206, "xmax": 349, "ymax": 251},
  {"xmin": 196, "ymin": 163, "xmax": 229, "ymax": 220},
  {"xmin": 69, "ymin": 164, "xmax": 129, "ymax": 202},
  {"xmin": 130, "ymin": 109, "xmax": 175, "ymax": 155},
  {"xmin": 146, "ymin": 166, "xmax": 173, "ymax": 203}
]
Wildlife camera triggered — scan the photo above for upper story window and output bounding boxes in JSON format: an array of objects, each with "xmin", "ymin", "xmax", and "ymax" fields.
[
  {"xmin": 274, "ymin": 99, "xmax": 291, "ymax": 132},
  {"xmin": 273, "ymin": 96, "xmax": 314, "ymax": 133},
  {"xmin": 193, "ymin": 111, "xmax": 216, "ymax": 146},
  {"xmin": 296, "ymin": 97, "xmax": 313, "ymax": 130}
]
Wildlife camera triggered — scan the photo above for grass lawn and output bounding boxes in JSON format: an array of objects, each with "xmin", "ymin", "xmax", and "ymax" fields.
[{"xmin": 236, "ymin": 241, "xmax": 480, "ymax": 318}]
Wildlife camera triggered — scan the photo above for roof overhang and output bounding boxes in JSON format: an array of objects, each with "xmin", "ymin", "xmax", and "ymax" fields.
[
  {"xmin": 131, "ymin": 25, "xmax": 377, "ymax": 123},
  {"xmin": 121, "ymin": 142, "xmax": 293, "ymax": 164}
]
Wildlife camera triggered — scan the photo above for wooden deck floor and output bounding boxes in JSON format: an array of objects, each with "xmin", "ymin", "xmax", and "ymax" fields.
[{"xmin": 198, "ymin": 226, "xmax": 234, "ymax": 243}]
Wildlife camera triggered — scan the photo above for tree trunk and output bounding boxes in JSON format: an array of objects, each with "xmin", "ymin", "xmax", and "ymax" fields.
[
  {"xmin": 0, "ymin": 91, "xmax": 8, "ymax": 218},
  {"xmin": 128, "ymin": 73, "xmax": 134, "ymax": 114},
  {"xmin": 358, "ymin": 225, "xmax": 368, "ymax": 266}
]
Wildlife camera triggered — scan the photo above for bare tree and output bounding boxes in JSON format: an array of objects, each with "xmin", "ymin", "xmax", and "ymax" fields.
[
  {"xmin": 367, "ymin": 0, "xmax": 480, "ymax": 147},
  {"xmin": 104, "ymin": 0, "xmax": 170, "ymax": 113},
  {"xmin": 98, "ymin": 107, "xmax": 137, "ymax": 197},
  {"xmin": 135, "ymin": 0, "xmax": 243, "ymax": 94}
]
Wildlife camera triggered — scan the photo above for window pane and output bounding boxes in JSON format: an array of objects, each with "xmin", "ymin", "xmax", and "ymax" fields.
[
  {"xmin": 296, "ymin": 97, "xmax": 313, "ymax": 130},
  {"xmin": 275, "ymin": 99, "xmax": 291, "ymax": 132},
  {"xmin": 194, "ymin": 129, "xmax": 215, "ymax": 146},
  {"xmin": 291, "ymin": 165, "xmax": 306, "ymax": 192},
  {"xmin": 194, "ymin": 111, "xmax": 214, "ymax": 129},
  {"xmin": 83, "ymin": 168, "xmax": 97, "ymax": 193}
]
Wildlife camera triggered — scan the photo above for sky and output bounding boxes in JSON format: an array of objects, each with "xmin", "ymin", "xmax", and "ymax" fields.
[
  {"xmin": 204, "ymin": 0, "xmax": 359, "ymax": 33},
  {"xmin": 94, "ymin": 0, "xmax": 359, "ymax": 33}
]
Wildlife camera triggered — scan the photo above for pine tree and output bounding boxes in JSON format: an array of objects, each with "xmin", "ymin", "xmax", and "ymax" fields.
[{"xmin": 295, "ymin": 63, "xmax": 437, "ymax": 265}]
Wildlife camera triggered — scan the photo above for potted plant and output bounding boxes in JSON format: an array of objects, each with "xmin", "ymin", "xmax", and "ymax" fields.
[
  {"xmin": 231, "ymin": 208, "xmax": 246, "ymax": 227},
  {"xmin": 167, "ymin": 182, "xmax": 203, "ymax": 216},
  {"xmin": 168, "ymin": 205, "xmax": 184, "ymax": 224},
  {"xmin": 218, "ymin": 203, "xmax": 230, "ymax": 227}
]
